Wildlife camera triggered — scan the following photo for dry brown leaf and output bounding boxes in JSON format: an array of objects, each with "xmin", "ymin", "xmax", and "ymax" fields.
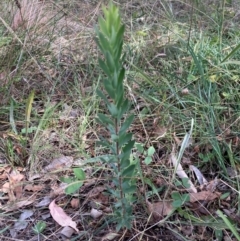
[
  {"xmin": 101, "ymin": 232, "xmax": 120, "ymax": 241},
  {"xmin": 90, "ymin": 208, "xmax": 102, "ymax": 219},
  {"xmin": 3, "ymin": 197, "xmax": 36, "ymax": 211},
  {"xmin": 171, "ymin": 154, "xmax": 197, "ymax": 193},
  {"xmin": 50, "ymin": 182, "xmax": 67, "ymax": 197},
  {"xmin": 173, "ymin": 132, "xmax": 182, "ymax": 146},
  {"xmin": 70, "ymin": 198, "xmax": 80, "ymax": 209},
  {"xmin": 1, "ymin": 182, "xmax": 10, "ymax": 193},
  {"xmin": 155, "ymin": 126, "xmax": 167, "ymax": 139},
  {"xmin": 35, "ymin": 196, "xmax": 51, "ymax": 207},
  {"xmin": 1, "ymin": 169, "xmax": 25, "ymax": 201},
  {"xmin": 44, "ymin": 156, "xmax": 73, "ymax": 172},
  {"xmin": 189, "ymin": 165, "xmax": 208, "ymax": 185},
  {"xmin": 189, "ymin": 191, "xmax": 220, "ymax": 203},
  {"xmin": 146, "ymin": 200, "xmax": 173, "ymax": 221},
  {"xmin": 60, "ymin": 226, "xmax": 75, "ymax": 238},
  {"xmin": 49, "ymin": 199, "xmax": 79, "ymax": 232},
  {"xmin": 5, "ymin": 170, "xmax": 25, "ymax": 200},
  {"xmin": 1, "ymin": 182, "xmax": 15, "ymax": 201},
  {"xmin": 28, "ymin": 173, "xmax": 43, "ymax": 181},
  {"xmin": 0, "ymin": 166, "xmax": 11, "ymax": 180},
  {"xmin": 205, "ymin": 178, "xmax": 219, "ymax": 192},
  {"xmin": 24, "ymin": 184, "xmax": 44, "ymax": 192}
]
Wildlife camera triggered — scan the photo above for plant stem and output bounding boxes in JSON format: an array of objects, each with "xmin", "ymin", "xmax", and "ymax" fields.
[{"xmin": 115, "ymin": 117, "xmax": 126, "ymax": 219}]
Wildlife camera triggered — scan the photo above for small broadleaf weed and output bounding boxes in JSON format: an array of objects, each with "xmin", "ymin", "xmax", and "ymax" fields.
[{"xmin": 95, "ymin": 2, "xmax": 136, "ymax": 230}]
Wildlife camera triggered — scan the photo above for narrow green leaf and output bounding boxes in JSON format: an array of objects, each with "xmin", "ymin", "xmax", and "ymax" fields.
[
  {"xmin": 119, "ymin": 114, "xmax": 134, "ymax": 134},
  {"xmin": 99, "ymin": 17, "xmax": 108, "ymax": 36},
  {"xmin": 107, "ymin": 103, "xmax": 118, "ymax": 117},
  {"xmin": 119, "ymin": 132, "xmax": 132, "ymax": 147},
  {"xmin": 99, "ymin": 58, "xmax": 111, "ymax": 77},
  {"xmin": 104, "ymin": 81, "xmax": 115, "ymax": 99},
  {"xmin": 122, "ymin": 140, "xmax": 135, "ymax": 154},
  {"xmin": 118, "ymin": 67, "xmax": 125, "ymax": 85},
  {"xmin": 98, "ymin": 32, "xmax": 110, "ymax": 55},
  {"xmin": 221, "ymin": 42, "xmax": 240, "ymax": 63},
  {"xmin": 118, "ymin": 99, "xmax": 130, "ymax": 119},
  {"xmin": 106, "ymin": 51, "xmax": 116, "ymax": 72},
  {"xmin": 122, "ymin": 164, "xmax": 135, "ymax": 177},
  {"xmin": 73, "ymin": 168, "xmax": 85, "ymax": 180},
  {"xmin": 120, "ymin": 158, "xmax": 130, "ymax": 169},
  {"xmin": 96, "ymin": 89, "xmax": 110, "ymax": 105},
  {"xmin": 95, "ymin": 35, "xmax": 104, "ymax": 53},
  {"xmin": 216, "ymin": 210, "xmax": 240, "ymax": 241},
  {"xmin": 220, "ymin": 192, "xmax": 230, "ymax": 200},
  {"xmin": 97, "ymin": 113, "xmax": 114, "ymax": 126}
]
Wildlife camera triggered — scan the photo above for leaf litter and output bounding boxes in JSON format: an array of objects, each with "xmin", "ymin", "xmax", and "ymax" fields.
[{"xmin": 49, "ymin": 199, "xmax": 79, "ymax": 232}]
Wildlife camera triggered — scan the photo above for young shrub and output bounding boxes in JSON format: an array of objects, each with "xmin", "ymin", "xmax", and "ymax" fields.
[{"xmin": 95, "ymin": 2, "xmax": 136, "ymax": 231}]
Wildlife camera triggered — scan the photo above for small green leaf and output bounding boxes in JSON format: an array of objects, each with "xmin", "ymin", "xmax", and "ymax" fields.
[
  {"xmin": 171, "ymin": 191, "xmax": 181, "ymax": 200},
  {"xmin": 147, "ymin": 146, "xmax": 155, "ymax": 156},
  {"xmin": 107, "ymin": 103, "xmax": 118, "ymax": 117},
  {"xmin": 123, "ymin": 185, "xmax": 136, "ymax": 193},
  {"xmin": 172, "ymin": 192, "xmax": 190, "ymax": 208},
  {"xmin": 215, "ymin": 229, "xmax": 223, "ymax": 241},
  {"xmin": 172, "ymin": 199, "xmax": 183, "ymax": 208},
  {"xmin": 65, "ymin": 180, "xmax": 84, "ymax": 195},
  {"xmin": 182, "ymin": 177, "xmax": 191, "ymax": 189},
  {"xmin": 73, "ymin": 168, "xmax": 85, "ymax": 180},
  {"xmin": 144, "ymin": 156, "xmax": 152, "ymax": 165},
  {"xmin": 181, "ymin": 193, "xmax": 190, "ymax": 202},
  {"xmin": 174, "ymin": 179, "xmax": 182, "ymax": 187},
  {"xmin": 32, "ymin": 221, "xmax": 46, "ymax": 234},
  {"xmin": 135, "ymin": 143, "xmax": 144, "ymax": 153},
  {"xmin": 60, "ymin": 177, "xmax": 73, "ymax": 184},
  {"xmin": 220, "ymin": 192, "xmax": 230, "ymax": 200}
]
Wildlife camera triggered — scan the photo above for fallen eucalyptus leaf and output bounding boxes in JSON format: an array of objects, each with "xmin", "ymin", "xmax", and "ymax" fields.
[{"xmin": 49, "ymin": 199, "xmax": 79, "ymax": 232}]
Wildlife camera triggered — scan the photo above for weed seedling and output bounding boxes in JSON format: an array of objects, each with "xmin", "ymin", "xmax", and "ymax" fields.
[{"xmin": 95, "ymin": 2, "xmax": 137, "ymax": 230}]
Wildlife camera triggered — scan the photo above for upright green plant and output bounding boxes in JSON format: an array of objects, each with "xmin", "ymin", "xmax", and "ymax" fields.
[{"xmin": 95, "ymin": 2, "xmax": 136, "ymax": 230}]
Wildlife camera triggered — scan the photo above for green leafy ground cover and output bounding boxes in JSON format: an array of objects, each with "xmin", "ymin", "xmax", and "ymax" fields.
[{"xmin": 0, "ymin": 0, "xmax": 240, "ymax": 240}]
